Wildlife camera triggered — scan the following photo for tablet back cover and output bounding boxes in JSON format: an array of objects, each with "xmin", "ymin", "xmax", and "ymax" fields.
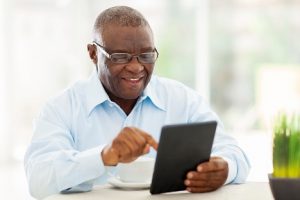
[{"xmin": 150, "ymin": 121, "xmax": 217, "ymax": 194}]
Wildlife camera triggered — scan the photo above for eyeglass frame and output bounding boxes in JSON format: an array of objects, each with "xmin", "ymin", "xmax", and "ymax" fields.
[{"xmin": 93, "ymin": 41, "xmax": 159, "ymax": 64}]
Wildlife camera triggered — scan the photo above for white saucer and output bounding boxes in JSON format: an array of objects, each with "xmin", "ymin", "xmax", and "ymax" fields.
[{"xmin": 108, "ymin": 177, "xmax": 151, "ymax": 190}]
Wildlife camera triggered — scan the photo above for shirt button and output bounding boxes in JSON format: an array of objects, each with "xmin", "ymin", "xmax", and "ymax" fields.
[{"xmin": 109, "ymin": 103, "xmax": 114, "ymax": 107}]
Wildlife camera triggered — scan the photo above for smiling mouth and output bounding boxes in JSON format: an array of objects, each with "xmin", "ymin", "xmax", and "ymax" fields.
[
  {"xmin": 129, "ymin": 78, "xmax": 140, "ymax": 81},
  {"xmin": 123, "ymin": 76, "xmax": 144, "ymax": 84}
]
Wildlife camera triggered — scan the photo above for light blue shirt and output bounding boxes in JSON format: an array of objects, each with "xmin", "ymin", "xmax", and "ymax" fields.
[{"xmin": 24, "ymin": 71, "xmax": 250, "ymax": 199}]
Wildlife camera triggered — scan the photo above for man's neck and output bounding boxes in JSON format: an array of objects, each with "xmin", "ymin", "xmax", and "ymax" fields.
[
  {"xmin": 105, "ymin": 89, "xmax": 138, "ymax": 115},
  {"xmin": 111, "ymin": 96, "xmax": 138, "ymax": 115}
]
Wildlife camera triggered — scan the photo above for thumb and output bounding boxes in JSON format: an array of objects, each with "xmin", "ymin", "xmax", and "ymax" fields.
[{"xmin": 101, "ymin": 145, "xmax": 119, "ymax": 166}]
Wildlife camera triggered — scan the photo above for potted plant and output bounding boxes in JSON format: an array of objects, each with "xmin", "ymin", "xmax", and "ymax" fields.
[{"xmin": 269, "ymin": 113, "xmax": 300, "ymax": 200}]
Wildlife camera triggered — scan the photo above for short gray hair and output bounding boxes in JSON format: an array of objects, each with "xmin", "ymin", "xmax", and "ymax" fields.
[{"xmin": 93, "ymin": 6, "xmax": 151, "ymax": 40}]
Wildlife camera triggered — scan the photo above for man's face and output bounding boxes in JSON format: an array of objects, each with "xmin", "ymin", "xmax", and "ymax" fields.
[{"xmin": 96, "ymin": 25, "xmax": 155, "ymax": 100}]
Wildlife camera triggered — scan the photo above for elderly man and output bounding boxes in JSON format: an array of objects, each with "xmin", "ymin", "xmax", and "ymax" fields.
[{"xmin": 24, "ymin": 6, "xmax": 250, "ymax": 199}]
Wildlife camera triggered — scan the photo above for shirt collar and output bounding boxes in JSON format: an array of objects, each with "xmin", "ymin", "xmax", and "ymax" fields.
[
  {"xmin": 85, "ymin": 72, "xmax": 166, "ymax": 116},
  {"xmin": 142, "ymin": 75, "xmax": 166, "ymax": 111},
  {"xmin": 85, "ymin": 71, "xmax": 110, "ymax": 116}
]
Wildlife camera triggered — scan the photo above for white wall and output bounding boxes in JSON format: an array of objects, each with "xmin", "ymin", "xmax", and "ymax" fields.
[{"xmin": 0, "ymin": 0, "xmax": 13, "ymax": 162}]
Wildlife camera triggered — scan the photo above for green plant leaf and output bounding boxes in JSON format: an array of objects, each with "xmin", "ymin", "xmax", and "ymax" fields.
[{"xmin": 273, "ymin": 113, "xmax": 300, "ymax": 178}]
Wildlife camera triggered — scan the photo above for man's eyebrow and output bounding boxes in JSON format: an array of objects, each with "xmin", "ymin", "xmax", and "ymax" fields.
[
  {"xmin": 140, "ymin": 47, "xmax": 155, "ymax": 52},
  {"xmin": 109, "ymin": 49, "xmax": 128, "ymax": 53},
  {"xmin": 109, "ymin": 47, "xmax": 155, "ymax": 53}
]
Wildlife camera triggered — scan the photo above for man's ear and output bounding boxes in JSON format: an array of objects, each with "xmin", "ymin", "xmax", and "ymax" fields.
[{"xmin": 87, "ymin": 44, "xmax": 98, "ymax": 65}]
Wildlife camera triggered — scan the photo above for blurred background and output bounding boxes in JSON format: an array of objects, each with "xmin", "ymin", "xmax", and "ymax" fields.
[{"xmin": 1, "ymin": 0, "xmax": 300, "ymax": 199}]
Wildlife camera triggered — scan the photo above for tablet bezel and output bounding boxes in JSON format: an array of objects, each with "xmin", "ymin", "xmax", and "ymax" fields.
[{"xmin": 150, "ymin": 121, "xmax": 217, "ymax": 194}]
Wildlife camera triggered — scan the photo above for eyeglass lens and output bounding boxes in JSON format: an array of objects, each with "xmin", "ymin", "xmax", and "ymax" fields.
[{"xmin": 110, "ymin": 52, "xmax": 157, "ymax": 64}]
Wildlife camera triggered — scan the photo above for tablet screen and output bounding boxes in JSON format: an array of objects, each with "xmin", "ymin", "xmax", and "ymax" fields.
[{"xmin": 150, "ymin": 121, "xmax": 217, "ymax": 194}]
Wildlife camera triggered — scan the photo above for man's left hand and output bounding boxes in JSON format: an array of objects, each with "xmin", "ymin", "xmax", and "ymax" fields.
[{"xmin": 184, "ymin": 156, "xmax": 228, "ymax": 193}]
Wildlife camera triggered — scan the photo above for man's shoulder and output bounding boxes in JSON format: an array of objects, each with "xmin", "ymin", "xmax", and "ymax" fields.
[{"xmin": 45, "ymin": 78, "xmax": 89, "ymax": 110}]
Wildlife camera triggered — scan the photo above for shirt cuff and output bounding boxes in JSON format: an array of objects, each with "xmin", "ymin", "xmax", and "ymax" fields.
[
  {"xmin": 221, "ymin": 156, "xmax": 237, "ymax": 185},
  {"xmin": 74, "ymin": 144, "xmax": 106, "ymax": 175},
  {"xmin": 55, "ymin": 145, "xmax": 106, "ymax": 191}
]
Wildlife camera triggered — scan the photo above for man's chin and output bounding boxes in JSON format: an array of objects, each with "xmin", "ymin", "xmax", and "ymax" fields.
[
  {"xmin": 119, "ymin": 90, "xmax": 143, "ymax": 100},
  {"xmin": 122, "ymin": 94, "xmax": 142, "ymax": 100}
]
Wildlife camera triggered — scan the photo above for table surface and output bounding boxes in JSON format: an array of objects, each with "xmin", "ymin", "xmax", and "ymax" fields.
[{"xmin": 44, "ymin": 182, "xmax": 274, "ymax": 200}]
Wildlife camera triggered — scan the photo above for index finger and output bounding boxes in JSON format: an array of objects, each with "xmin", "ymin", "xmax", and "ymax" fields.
[{"xmin": 131, "ymin": 127, "xmax": 158, "ymax": 151}]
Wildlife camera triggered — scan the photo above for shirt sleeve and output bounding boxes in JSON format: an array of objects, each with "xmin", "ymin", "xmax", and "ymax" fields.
[
  {"xmin": 24, "ymin": 102, "xmax": 107, "ymax": 199},
  {"xmin": 188, "ymin": 95, "xmax": 251, "ymax": 184}
]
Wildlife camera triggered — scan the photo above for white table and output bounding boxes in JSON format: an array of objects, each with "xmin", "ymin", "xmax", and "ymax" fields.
[{"xmin": 44, "ymin": 182, "xmax": 274, "ymax": 200}]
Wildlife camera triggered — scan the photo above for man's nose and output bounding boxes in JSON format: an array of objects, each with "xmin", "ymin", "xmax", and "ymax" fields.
[{"xmin": 125, "ymin": 56, "xmax": 144, "ymax": 73}]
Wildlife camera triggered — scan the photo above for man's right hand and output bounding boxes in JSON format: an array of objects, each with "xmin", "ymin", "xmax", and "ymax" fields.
[{"xmin": 101, "ymin": 127, "xmax": 158, "ymax": 166}]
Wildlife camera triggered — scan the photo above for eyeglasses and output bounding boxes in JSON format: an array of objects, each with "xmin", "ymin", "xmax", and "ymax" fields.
[{"xmin": 93, "ymin": 41, "xmax": 159, "ymax": 64}]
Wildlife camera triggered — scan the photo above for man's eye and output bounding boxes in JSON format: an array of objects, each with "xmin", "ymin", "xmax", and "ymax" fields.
[
  {"xmin": 140, "ymin": 53, "xmax": 155, "ymax": 59},
  {"xmin": 111, "ymin": 54, "xmax": 130, "ymax": 62}
]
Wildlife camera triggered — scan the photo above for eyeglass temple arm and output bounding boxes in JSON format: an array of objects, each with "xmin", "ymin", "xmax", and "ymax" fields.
[{"xmin": 93, "ymin": 42, "xmax": 110, "ymax": 59}]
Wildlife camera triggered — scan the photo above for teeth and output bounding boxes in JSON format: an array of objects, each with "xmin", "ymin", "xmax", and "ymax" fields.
[{"xmin": 129, "ymin": 78, "xmax": 140, "ymax": 81}]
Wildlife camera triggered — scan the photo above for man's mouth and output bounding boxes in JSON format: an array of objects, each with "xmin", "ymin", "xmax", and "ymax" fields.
[
  {"xmin": 128, "ymin": 78, "xmax": 140, "ymax": 81},
  {"xmin": 124, "ymin": 76, "xmax": 144, "ymax": 82},
  {"xmin": 123, "ymin": 76, "xmax": 145, "ymax": 84}
]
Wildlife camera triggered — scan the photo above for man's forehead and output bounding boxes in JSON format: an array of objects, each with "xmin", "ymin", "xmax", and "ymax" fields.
[
  {"xmin": 100, "ymin": 24, "xmax": 153, "ymax": 46},
  {"xmin": 102, "ymin": 24, "xmax": 151, "ymax": 35}
]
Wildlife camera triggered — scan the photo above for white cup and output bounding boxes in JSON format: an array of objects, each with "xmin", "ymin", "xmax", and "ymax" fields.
[{"xmin": 117, "ymin": 156, "xmax": 155, "ymax": 183}]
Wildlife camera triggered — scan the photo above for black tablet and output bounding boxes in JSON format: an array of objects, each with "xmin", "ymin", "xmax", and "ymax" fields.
[{"xmin": 150, "ymin": 121, "xmax": 217, "ymax": 194}]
